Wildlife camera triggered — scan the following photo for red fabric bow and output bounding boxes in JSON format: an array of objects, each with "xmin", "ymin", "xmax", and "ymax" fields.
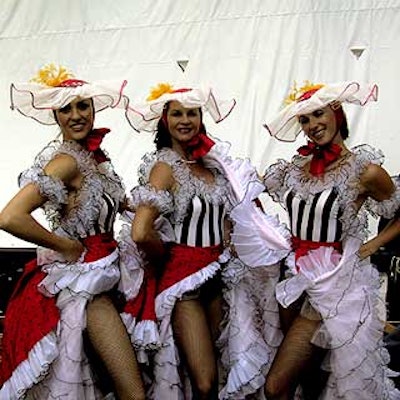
[
  {"xmin": 297, "ymin": 141, "xmax": 342, "ymax": 176},
  {"xmin": 187, "ymin": 133, "xmax": 215, "ymax": 160},
  {"xmin": 82, "ymin": 128, "xmax": 110, "ymax": 163}
]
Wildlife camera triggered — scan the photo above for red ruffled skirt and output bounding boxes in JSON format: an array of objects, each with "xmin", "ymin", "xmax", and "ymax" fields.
[{"xmin": 0, "ymin": 233, "xmax": 118, "ymax": 389}]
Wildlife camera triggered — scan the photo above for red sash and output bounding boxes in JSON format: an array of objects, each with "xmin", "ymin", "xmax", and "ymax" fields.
[{"xmin": 292, "ymin": 236, "xmax": 342, "ymax": 261}]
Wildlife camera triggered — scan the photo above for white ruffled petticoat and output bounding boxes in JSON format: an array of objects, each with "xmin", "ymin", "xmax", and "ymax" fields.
[
  {"xmin": 276, "ymin": 237, "xmax": 400, "ymax": 400},
  {"xmin": 215, "ymin": 153, "xmax": 291, "ymax": 400}
]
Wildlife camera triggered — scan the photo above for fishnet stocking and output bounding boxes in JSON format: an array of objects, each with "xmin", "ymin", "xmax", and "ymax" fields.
[
  {"xmin": 265, "ymin": 315, "xmax": 323, "ymax": 400},
  {"xmin": 86, "ymin": 295, "xmax": 145, "ymax": 400},
  {"xmin": 172, "ymin": 298, "xmax": 220, "ymax": 400}
]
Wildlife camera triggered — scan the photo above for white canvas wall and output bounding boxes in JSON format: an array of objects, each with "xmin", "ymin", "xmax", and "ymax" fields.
[{"xmin": 1, "ymin": 0, "xmax": 399, "ymax": 247}]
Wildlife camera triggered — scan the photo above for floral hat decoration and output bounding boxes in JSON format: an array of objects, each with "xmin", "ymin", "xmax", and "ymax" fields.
[
  {"xmin": 125, "ymin": 82, "xmax": 236, "ymax": 132},
  {"xmin": 263, "ymin": 80, "xmax": 378, "ymax": 142},
  {"xmin": 10, "ymin": 63, "xmax": 128, "ymax": 125}
]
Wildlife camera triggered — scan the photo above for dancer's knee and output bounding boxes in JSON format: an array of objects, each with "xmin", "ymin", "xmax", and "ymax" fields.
[
  {"xmin": 265, "ymin": 373, "xmax": 287, "ymax": 399},
  {"xmin": 193, "ymin": 374, "xmax": 217, "ymax": 399}
]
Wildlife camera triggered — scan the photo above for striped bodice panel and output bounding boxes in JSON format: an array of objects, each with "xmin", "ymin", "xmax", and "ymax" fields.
[
  {"xmin": 174, "ymin": 196, "xmax": 226, "ymax": 247},
  {"xmin": 87, "ymin": 192, "xmax": 118, "ymax": 236},
  {"xmin": 284, "ymin": 188, "xmax": 343, "ymax": 242}
]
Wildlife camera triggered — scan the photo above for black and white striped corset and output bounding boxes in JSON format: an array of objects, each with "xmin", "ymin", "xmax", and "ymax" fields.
[
  {"xmin": 174, "ymin": 196, "xmax": 226, "ymax": 247},
  {"xmin": 87, "ymin": 192, "xmax": 118, "ymax": 236},
  {"xmin": 284, "ymin": 187, "xmax": 343, "ymax": 242}
]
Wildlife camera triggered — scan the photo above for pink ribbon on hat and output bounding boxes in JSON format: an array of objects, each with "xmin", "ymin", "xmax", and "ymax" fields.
[
  {"xmin": 81, "ymin": 128, "xmax": 110, "ymax": 163},
  {"xmin": 297, "ymin": 141, "xmax": 342, "ymax": 176}
]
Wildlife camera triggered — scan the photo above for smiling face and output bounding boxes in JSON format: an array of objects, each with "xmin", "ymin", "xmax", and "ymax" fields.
[
  {"xmin": 54, "ymin": 97, "xmax": 94, "ymax": 141},
  {"xmin": 166, "ymin": 101, "xmax": 202, "ymax": 147},
  {"xmin": 298, "ymin": 105, "xmax": 342, "ymax": 146}
]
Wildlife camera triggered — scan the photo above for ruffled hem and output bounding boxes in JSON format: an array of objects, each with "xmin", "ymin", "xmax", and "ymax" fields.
[
  {"xmin": 120, "ymin": 313, "xmax": 160, "ymax": 365},
  {"xmin": 218, "ymin": 257, "xmax": 283, "ymax": 399},
  {"xmin": 0, "ymin": 332, "xmax": 59, "ymax": 400},
  {"xmin": 1, "ymin": 250, "xmax": 121, "ymax": 399},
  {"xmin": 156, "ymin": 260, "xmax": 221, "ymax": 321},
  {"xmin": 37, "ymin": 248, "xmax": 120, "ymax": 297}
]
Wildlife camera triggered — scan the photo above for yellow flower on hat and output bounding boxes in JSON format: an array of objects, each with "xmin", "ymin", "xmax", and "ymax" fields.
[
  {"xmin": 30, "ymin": 63, "xmax": 74, "ymax": 87},
  {"xmin": 284, "ymin": 80, "xmax": 325, "ymax": 105},
  {"xmin": 146, "ymin": 82, "xmax": 174, "ymax": 101}
]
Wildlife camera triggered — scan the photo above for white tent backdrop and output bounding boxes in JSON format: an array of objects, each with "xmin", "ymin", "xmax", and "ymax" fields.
[{"xmin": 1, "ymin": 0, "xmax": 399, "ymax": 247}]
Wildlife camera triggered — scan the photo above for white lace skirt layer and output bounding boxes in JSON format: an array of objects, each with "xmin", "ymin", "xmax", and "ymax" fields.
[
  {"xmin": 276, "ymin": 237, "xmax": 400, "ymax": 400},
  {"xmin": 0, "ymin": 248, "xmax": 120, "ymax": 400}
]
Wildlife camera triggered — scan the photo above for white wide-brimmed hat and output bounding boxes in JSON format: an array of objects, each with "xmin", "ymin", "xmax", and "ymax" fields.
[
  {"xmin": 10, "ymin": 63, "xmax": 128, "ymax": 125},
  {"xmin": 264, "ymin": 81, "xmax": 378, "ymax": 142},
  {"xmin": 125, "ymin": 83, "xmax": 236, "ymax": 132}
]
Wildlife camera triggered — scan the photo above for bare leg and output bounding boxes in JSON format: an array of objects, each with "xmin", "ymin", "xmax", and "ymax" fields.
[
  {"xmin": 86, "ymin": 295, "xmax": 146, "ymax": 400},
  {"xmin": 172, "ymin": 298, "xmax": 218, "ymax": 399},
  {"xmin": 264, "ymin": 315, "xmax": 321, "ymax": 400}
]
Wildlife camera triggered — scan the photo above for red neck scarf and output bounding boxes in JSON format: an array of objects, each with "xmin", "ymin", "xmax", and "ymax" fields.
[
  {"xmin": 186, "ymin": 133, "xmax": 215, "ymax": 160},
  {"xmin": 81, "ymin": 128, "xmax": 110, "ymax": 163},
  {"xmin": 297, "ymin": 141, "xmax": 342, "ymax": 176}
]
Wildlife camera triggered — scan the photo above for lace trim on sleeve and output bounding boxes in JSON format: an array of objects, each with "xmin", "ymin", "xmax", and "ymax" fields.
[
  {"xmin": 364, "ymin": 178, "xmax": 400, "ymax": 219},
  {"xmin": 263, "ymin": 159, "xmax": 290, "ymax": 203},
  {"xmin": 137, "ymin": 151, "xmax": 160, "ymax": 185},
  {"xmin": 349, "ymin": 145, "xmax": 399, "ymax": 220},
  {"xmin": 19, "ymin": 168, "xmax": 68, "ymax": 206},
  {"xmin": 17, "ymin": 141, "xmax": 68, "ymax": 228},
  {"xmin": 131, "ymin": 185, "xmax": 174, "ymax": 215}
]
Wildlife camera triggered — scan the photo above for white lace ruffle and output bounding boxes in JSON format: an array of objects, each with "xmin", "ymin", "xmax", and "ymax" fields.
[
  {"xmin": 19, "ymin": 169, "xmax": 68, "ymax": 228},
  {"xmin": 218, "ymin": 257, "xmax": 283, "ymax": 399},
  {"xmin": 117, "ymin": 211, "xmax": 145, "ymax": 300},
  {"xmin": 156, "ymin": 261, "xmax": 221, "ymax": 322},
  {"xmin": 229, "ymin": 180, "xmax": 291, "ymax": 266},
  {"xmin": 276, "ymin": 238, "xmax": 400, "ymax": 400},
  {"xmin": 37, "ymin": 248, "xmax": 120, "ymax": 297},
  {"xmin": 365, "ymin": 176, "xmax": 400, "ymax": 220},
  {"xmin": 120, "ymin": 313, "xmax": 160, "ymax": 365},
  {"xmin": 130, "ymin": 185, "xmax": 174, "ymax": 215},
  {"xmin": 204, "ymin": 138, "xmax": 291, "ymax": 264}
]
